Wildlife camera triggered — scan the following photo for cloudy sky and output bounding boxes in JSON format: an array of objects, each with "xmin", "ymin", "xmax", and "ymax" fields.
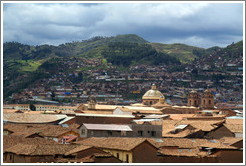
[{"xmin": 3, "ymin": 2, "xmax": 244, "ymax": 48}]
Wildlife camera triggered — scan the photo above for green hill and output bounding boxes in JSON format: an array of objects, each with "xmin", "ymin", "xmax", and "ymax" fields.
[
  {"xmin": 149, "ymin": 43, "xmax": 205, "ymax": 63},
  {"xmin": 3, "ymin": 34, "xmax": 243, "ymax": 99}
]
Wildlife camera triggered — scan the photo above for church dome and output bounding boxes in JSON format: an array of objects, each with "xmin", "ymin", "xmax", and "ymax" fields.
[{"xmin": 142, "ymin": 84, "xmax": 165, "ymax": 100}]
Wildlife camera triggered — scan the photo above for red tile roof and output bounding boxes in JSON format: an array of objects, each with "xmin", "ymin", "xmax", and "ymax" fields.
[
  {"xmin": 75, "ymin": 137, "xmax": 154, "ymax": 151},
  {"xmin": 5, "ymin": 143, "xmax": 79, "ymax": 156},
  {"xmin": 3, "ymin": 135, "xmax": 58, "ymax": 152}
]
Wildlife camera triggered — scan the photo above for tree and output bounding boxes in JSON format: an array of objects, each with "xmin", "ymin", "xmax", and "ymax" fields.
[
  {"xmin": 51, "ymin": 91, "xmax": 56, "ymax": 101},
  {"xmin": 77, "ymin": 72, "xmax": 83, "ymax": 82},
  {"xmin": 30, "ymin": 104, "xmax": 36, "ymax": 111}
]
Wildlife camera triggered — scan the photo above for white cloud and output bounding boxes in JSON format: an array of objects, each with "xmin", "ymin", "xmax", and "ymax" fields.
[{"xmin": 3, "ymin": 2, "xmax": 243, "ymax": 47}]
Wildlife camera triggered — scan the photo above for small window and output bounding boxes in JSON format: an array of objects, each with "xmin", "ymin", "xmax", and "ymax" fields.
[
  {"xmin": 81, "ymin": 129, "xmax": 85, "ymax": 135},
  {"xmin": 117, "ymin": 153, "xmax": 119, "ymax": 158},
  {"xmin": 9, "ymin": 154, "xmax": 12, "ymax": 160},
  {"xmin": 209, "ymin": 100, "xmax": 211, "ymax": 104},
  {"xmin": 121, "ymin": 131, "xmax": 126, "ymax": 136},
  {"xmin": 151, "ymin": 131, "xmax": 156, "ymax": 137},
  {"xmin": 108, "ymin": 130, "xmax": 113, "ymax": 136},
  {"xmin": 138, "ymin": 131, "xmax": 143, "ymax": 136}
]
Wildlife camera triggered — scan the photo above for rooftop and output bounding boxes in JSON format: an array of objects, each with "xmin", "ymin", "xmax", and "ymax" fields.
[
  {"xmin": 3, "ymin": 135, "xmax": 58, "ymax": 152},
  {"xmin": 82, "ymin": 123, "xmax": 132, "ymax": 131},
  {"xmin": 5, "ymin": 143, "xmax": 79, "ymax": 156},
  {"xmin": 4, "ymin": 124, "xmax": 79, "ymax": 137},
  {"xmin": 76, "ymin": 113, "xmax": 135, "ymax": 118},
  {"xmin": 75, "ymin": 137, "xmax": 153, "ymax": 151},
  {"xmin": 3, "ymin": 113, "xmax": 67, "ymax": 124}
]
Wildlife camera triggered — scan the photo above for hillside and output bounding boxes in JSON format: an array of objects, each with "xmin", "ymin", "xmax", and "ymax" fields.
[
  {"xmin": 191, "ymin": 40, "xmax": 243, "ymax": 72},
  {"xmin": 149, "ymin": 43, "xmax": 205, "ymax": 63},
  {"xmin": 3, "ymin": 34, "xmax": 243, "ymax": 100}
]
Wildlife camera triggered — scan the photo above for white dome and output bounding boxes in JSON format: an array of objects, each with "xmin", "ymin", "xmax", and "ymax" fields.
[{"xmin": 142, "ymin": 84, "xmax": 165, "ymax": 100}]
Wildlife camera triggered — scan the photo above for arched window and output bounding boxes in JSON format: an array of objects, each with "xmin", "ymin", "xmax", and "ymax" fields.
[
  {"xmin": 209, "ymin": 100, "xmax": 211, "ymax": 104},
  {"xmin": 203, "ymin": 100, "xmax": 205, "ymax": 104},
  {"xmin": 194, "ymin": 100, "xmax": 197, "ymax": 106}
]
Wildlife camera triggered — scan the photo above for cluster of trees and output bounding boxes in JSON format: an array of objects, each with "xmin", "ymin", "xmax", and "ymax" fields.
[
  {"xmin": 3, "ymin": 42, "xmax": 58, "ymax": 61},
  {"xmin": 102, "ymin": 42, "xmax": 180, "ymax": 67}
]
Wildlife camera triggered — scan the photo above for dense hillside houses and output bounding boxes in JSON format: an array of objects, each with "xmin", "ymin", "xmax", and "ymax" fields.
[
  {"xmin": 2, "ymin": 84, "xmax": 243, "ymax": 163},
  {"xmin": 3, "ymin": 40, "xmax": 243, "ymax": 106},
  {"xmin": 6, "ymin": 61, "xmax": 243, "ymax": 105}
]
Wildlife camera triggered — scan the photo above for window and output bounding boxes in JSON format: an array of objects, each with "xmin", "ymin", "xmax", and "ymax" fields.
[
  {"xmin": 151, "ymin": 131, "xmax": 156, "ymax": 137},
  {"xmin": 209, "ymin": 100, "xmax": 211, "ymax": 104},
  {"xmin": 194, "ymin": 100, "xmax": 197, "ymax": 105},
  {"xmin": 149, "ymin": 101, "xmax": 152, "ymax": 105},
  {"xmin": 117, "ymin": 153, "xmax": 119, "ymax": 158},
  {"xmin": 81, "ymin": 129, "xmax": 85, "ymax": 135},
  {"xmin": 126, "ymin": 154, "xmax": 129, "ymax": 163},
  {"xmin": 108, "ymin": 130, "xmax": 113, "ymax": 136},
  {"xmin": 9, "ymin": 154, "xmax": 12, "ymax": 160},
  {"xmin": 91, "ymin": 131, "xmax": 94, "ymax": 136},
  {"xmin": 203, "ymin": 100, "xmax": 205, "ymax": 104},
  {"xmin": 138, "ymin": 130, "xmax": 143, "ymax": 136},
  {"xmin": 189, "ymin": 100, "xmax": 192, "ymax": 105},
  {"xmin": 121, "ymin": 131, "xmax": 126, "ymax": 136}
]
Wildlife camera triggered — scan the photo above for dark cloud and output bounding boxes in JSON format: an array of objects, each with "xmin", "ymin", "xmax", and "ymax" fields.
[{"xmin": 3, "ymin": 3, "xmax": 243, "ymax": 48}]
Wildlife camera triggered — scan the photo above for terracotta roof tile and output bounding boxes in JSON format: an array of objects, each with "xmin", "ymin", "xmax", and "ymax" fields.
[
  {"xmin": 148, "ymin": 138, "xmax": 212, "ymax": 149},
  {"xmin": 3, "ymin": 135, "xmax": 58, "ymax": 152},
  {"xmin": 5, "ymin": 143, "xmax": 79, "ymax": 156},
  {"xmin": 55, "ymin": 153, "xmax": 114, "ymax": 163},
  {"xmin": 169, "ymin": 114, "xmax": 196, "ymax": 120},
  {"xmin": 9, "ymin": 131, "xmax": 41, "ymax": 138},
  {"xmin": 224, "ymin": 124, "xmax": 243, "ymax": 133},
  {"xmin": 175, "ymin": 120, "xmax": 224, "ymax": 132},
  {"xmin": 226, "ymin": 119, "xmax": 243, "ymax": 125},
  {"xmin": 65, "ymin": 145, "xmax": 93, "ymax": 155},
  {"xmin": 161, "ymin": 119, "xmax": 220, "ymax": 137},
  {"xmin": 75, "ymin": 137, "xmax": 151, "ymax": 151},
  {"xmin": 3, "ymin": 109, "xmax": 19, "ymax": 113},
  {"xmin": 55, "ymin": 157, "xmax": 94, "ymax": 163},
  {"xmin": 4, "ymin": 124, "xmax": 79, "ymax": 137},
  {"xmin": 199, "ymin": 142, "xmax": 238, "ymax": 149},
  {"xmin": 219, "ymin": 137, "xmax": 243, "ymax": 145},
  {"xmin": 158, "ymin": 148, "xmax": 200, "ymax": 157},
  {"xmin": 3, "ymin": 113, "xmax": 66, "ymax": 123}
]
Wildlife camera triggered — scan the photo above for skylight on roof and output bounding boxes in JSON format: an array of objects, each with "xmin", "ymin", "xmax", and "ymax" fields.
[
  {"xmin": 209, "ymin": 140, "xmax": 217, "ymax": 143},
  {"xmin": 175, "ymin": 124, "xmax": 188, "ymax": 130},
  {"xmin": 155, "ymin": 138, "xmax": 163, "ymax": 143}
]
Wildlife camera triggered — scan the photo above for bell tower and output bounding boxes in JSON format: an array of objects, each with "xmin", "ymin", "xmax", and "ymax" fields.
[
  {"xmin": 187, "ymin": 90, "xmax": 200, "ymax": 107},
  {"xmin": 88, "ymin": 96, "xmax": 96, "ymax": 110},
  {"xmin": 201, "ymin": 88, "xmax": 214, "ymax": 109}
]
